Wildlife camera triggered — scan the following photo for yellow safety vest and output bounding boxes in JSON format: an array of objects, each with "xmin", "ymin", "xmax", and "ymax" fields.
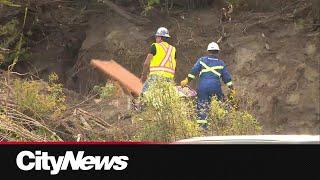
[{"xmin": 149, "ymin": 42, "xmax": 176, "ymax": 79}]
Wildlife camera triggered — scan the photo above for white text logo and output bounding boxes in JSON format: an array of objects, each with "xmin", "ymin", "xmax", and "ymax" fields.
[{"xmin": 16, "ymin": 151, "xmax": 129, "ymax": 175}]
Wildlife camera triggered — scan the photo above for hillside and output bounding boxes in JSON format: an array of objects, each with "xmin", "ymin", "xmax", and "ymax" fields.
[{"xmin": 0, "ymin": 0, "xmax": 319, "ymax": 141}]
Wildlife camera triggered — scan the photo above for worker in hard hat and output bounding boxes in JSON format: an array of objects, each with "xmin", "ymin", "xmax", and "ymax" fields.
[
  {"xmin": 180, "ymin": 42, "xmax": 235, "ymax": 129},
  {"xmin": 140, "ymin": 27, "xmax": 177, "ymax": 94}
]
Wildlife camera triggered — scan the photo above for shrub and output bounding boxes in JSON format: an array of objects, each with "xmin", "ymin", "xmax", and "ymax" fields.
[
  {"xmin": 139, "ymin": 0, "xmax": 160, "ymax": 16},
  {"xmin": 132, "ymin": 77, "xmax": 200, "ymax": 142},
  {"xmin": 0, "ymin": 17, "xmax": 29, "ymax": 68},
  {"xmin": 207, "ymin": 96, "xmax": 262, "ymax": 135},
  {"xmin": 12, "ymin": 73, "xmax": 66, "ymax": 120},
  {"xmin": 93, "ymin": 82, "xmax": 117, "ymax": 99}
]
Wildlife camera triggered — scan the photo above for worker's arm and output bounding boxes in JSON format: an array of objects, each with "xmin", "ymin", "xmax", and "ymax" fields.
[
  {"xmin": 187, "ymin": 58, "xmax": 203, "ymax": 82},
  {"xmin": 181, "ymin": 58, "xmax": 202, "ymax": 87},
  {"xmin": 221, "ymin": 62, "xmax": 234, "ymax": 89},
  {"xmin": 140, "ymin": 53, "xmax": 153, "ymax": 82},
  {"xmin": 140, "ymin": 44, "xmax": 156, "ymax": 82}
]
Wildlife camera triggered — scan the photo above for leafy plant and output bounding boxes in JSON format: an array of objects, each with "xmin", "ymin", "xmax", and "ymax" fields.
[
  {"xmin": 0, "ymin": 19, "xmax": 20, "ymax": 66},
  {"xmin": 132, "ymin": 77, "xmax": 200, "ymax": 142},
  {"xmin": 227, "ymin": 0, "xmax": 239, "ymax": 6},
  {"xmin": 93, "ymin": 82, "xmax": 117, "ymax": 99},
  {"xmin": 0, "ymin": 5, "xmax": 29, "ymax": 69},
  {"xmin": 207, "ymin": 96, "xmax": 262, "ymax": 135},
  {"xmin": 139, "ymin": 0, "xmax": 160, "ymax": 16},
  {"xmin": 12, "ymin": 73, "xmax": 66, "ymax": 120}
]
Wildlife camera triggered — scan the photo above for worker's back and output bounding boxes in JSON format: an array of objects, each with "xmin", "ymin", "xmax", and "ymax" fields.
[
  {"xmin": 198, "ymin": 55, "xmax": 225, "ymax": 83},
  {"xmin": 149, "ymin": 42, "xmax": 177, "ymax": 79}
]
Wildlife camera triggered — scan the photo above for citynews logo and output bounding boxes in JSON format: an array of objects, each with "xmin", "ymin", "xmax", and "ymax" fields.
[{"xmin": 16, "ymin": 151, "xmax": 129, "ymax": 175}]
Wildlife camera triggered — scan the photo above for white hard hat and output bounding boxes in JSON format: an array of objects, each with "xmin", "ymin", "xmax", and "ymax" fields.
[
  {"xmin": 155, "ymin": 27, "xmax": 170, "ymax": 38},
  {"xmin": 207, "ymin": 42, "xmax": 220, "ymax": 51}
]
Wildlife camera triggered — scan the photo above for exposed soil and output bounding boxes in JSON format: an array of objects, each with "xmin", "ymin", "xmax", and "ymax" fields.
[{"xmin": 5, "ymin": 1, "xmax": 320, "ymax": 135}]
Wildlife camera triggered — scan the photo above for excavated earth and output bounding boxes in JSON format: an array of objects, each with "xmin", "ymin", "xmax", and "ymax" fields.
[{"xmin": 10, "ymin": 1, "xmax": 320, "ymax": 134}]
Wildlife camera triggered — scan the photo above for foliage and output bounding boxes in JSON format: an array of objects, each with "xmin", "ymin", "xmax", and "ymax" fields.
[
  {"xmin": 0, "ymin": 0, "xmax": 21, "ymax": 7},
  {"xmin": 147, "ymin": 0, "xmax": 160, "ymax": 5},
  {"xmin": 227, "ymin": 0, "xmax": 240, "ymax": 6},
  {"xmin": 207, "ymin": 96, "xmax": 262, "ymax": 135},
  {"xmin": 132, "ymin": 77, "xmax": 200, "ymax": 142},
  {"xmin": 93, "ymin": 82, "xmax": 117, "ymax": 99},
  {"xmin": 0, "ymin": 5, "xmax": 29, "ymax": 68},
  {"xmin": 139, "ymin": 0, "xmax": 160, "ymax": 16},
  {"xmin": 12, "ymin": 73, "xmax": 66, "ymax": 120},
  {"xmin": 48, "ymin": 72, "xmax": 66, "ymax": 115},
  {"xmin": 0, "ymin": 72, "xmax": 63, "ymax": 141},
  {"xmin": 0, "ymin": 19, "xmax": 20, "ymax": 66}
]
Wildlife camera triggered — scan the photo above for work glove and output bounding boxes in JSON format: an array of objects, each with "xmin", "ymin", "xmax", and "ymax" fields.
[
  {"xmin": 180, "ymin": 78, "xmax": 189, "ymax": 87},
  {"xmin": 229, "ymin": 89, "xmax": 236, "ymax": 98}
]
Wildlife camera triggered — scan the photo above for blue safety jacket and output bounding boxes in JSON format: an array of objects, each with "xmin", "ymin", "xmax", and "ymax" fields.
[
  {"xmin": 188, "ymin": 55, "xmax": 233, "ymax": 87},
  {"xmin": 187, "ymin": 55, "xmax": 233, "ymax": 125}
]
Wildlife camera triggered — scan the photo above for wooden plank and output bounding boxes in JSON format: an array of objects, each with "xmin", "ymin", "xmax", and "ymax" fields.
[{"xmin": 90, "ymin": 59, "xmax": 143, "ymax": 96}]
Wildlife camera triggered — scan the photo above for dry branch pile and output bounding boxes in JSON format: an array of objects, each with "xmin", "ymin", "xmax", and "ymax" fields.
[{"xmin": 0, "ymin": 72, "xmax": 132, "ymax": 142}]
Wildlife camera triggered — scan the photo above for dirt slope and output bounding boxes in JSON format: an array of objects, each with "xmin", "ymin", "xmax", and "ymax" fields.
[
  {"xmin": 7, "ymin": 1, "xmax": 319, "ymax": 134},
  {"xmin": 223, "ymin": 13, "xmax": 320, "ymax": 134},
  {"xmin": 68, "ymin": 3, "xmax": 319, "ymax": 134}
]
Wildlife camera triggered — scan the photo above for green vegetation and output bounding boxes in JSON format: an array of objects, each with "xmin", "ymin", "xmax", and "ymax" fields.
[
  {"xmin": 0, "ymin": 74, "xmax": 261, "ymax": 142},
  {"xmin": 207, "ymin": 97, "xmax": 262, "ymax": 135},
  {"xmin": 0, "ymin": 2, "xmax": 28, "ymax": 69},
  {"xmin": 0, "ymin": 74, "xmax": 63, "ymax": 141},
  {"xmin": 132, "ymin": 77, "xmax": 200, "ymax": 142},
  {"xmin": 0, "ymin": 0, "xmax": 267, "ymax": 142},
  {"xmin": 131, "ymin": 78, "xmax": 261, "ymax": 142},
  {"xmin": 0, "ymin": 0, "xmax": 21, "ymax": 7},
  {"xmin": 139, "ymin": 0, "xmax": 160, "ymax": 15},
  {"xmin": 93, "ymin": 82, "xmax": 117, "ymax": 99},
  {"xmin": 12, "ymin": 73, "xmax": 66, "ymax": 120}
]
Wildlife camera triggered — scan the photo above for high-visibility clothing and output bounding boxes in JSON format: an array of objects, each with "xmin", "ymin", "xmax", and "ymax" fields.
[
  {"xmin": 199, "ymin": 61, "xmax": 224, "ymax": 77},
  {"xmin": 188, "ymin": 56, "xmax": 232, "ymax": 85},
  {"xmin": 196, "ymin": 120, "xmax": 208, "ymax": 124},
  {"xmin": 149, "ymin": 42, "xmax": 176, "ymax": 79},
  {"xmin": 188, "ymin": 55, "xmax": 233, "ymax": 121}
]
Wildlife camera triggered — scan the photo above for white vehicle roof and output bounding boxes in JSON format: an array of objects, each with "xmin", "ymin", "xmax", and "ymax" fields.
[{"xmin": 174, "ymin": 135, "xmax": 320, "ymax": 144}]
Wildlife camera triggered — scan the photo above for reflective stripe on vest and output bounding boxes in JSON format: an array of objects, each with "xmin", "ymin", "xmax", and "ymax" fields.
[
  {"xmin": 150, "ymin": 42, "xmax": 175, "ymax": 75},
  {"xmin": 199, "ymin": 61, "xmax": 224, "ymax": 77},
  {"xmin": 150, "ymin": 67, "xmax": 175, "ymax": 74},
  {"xmin": 158, "ymin": 43, "xmax": 173, "ymax": 68}
]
